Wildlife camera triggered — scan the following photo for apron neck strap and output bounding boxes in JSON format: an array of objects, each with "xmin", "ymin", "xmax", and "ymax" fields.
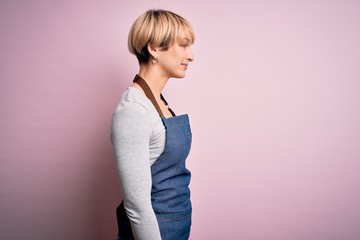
[{"xmin": 133, "ymin": 74, "xmax": 176, "ymax": 117}]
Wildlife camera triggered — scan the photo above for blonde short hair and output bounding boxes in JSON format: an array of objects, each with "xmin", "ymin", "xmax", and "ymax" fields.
[{"xmin": 128, "ymin": 9, "xmax": 195, "ymax": 63}]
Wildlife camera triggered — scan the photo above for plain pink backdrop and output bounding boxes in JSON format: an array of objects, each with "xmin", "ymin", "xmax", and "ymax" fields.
[{"xmin": 1, "ymin": 1, "xmax": 360, "ymax": 239}]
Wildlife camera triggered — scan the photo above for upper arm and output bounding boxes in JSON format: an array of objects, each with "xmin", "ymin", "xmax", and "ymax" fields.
[{"xmin": 111, "ymin": 102, "xmax": 153, "ymax": 218}]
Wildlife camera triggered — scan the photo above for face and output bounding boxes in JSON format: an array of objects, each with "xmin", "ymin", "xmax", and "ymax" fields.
[{"xmin": 156, "ymin": 35, "xmax": 194, "ymax": 78}]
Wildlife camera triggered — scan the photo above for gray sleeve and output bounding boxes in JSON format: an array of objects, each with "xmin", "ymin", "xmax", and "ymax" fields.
[{"xmin": 111, "ymin": 102, "xmax": 162, "ymax": 240}]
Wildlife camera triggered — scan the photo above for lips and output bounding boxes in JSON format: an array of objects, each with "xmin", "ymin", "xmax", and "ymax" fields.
[{"xmin": 181, "ymin": 63, "xmax": 188, "ymax": 69}]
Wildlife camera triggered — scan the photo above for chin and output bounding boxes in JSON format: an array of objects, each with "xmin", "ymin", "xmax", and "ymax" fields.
[
  {"xmin": 170, "ymin": 74, "xmax": 186, "ymax": 79},
  {"xmin": 169, "ymin": 70, "xmax": 186, "ymax": 79},
  {"xmin": 177, "ymin": 72, "xmax": 186, "ymax": 78}
]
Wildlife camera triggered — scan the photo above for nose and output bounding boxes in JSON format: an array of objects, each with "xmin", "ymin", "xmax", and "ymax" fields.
[{"xmin": 187, "ymin": 47, "xmax": 194, "ymax": 62}]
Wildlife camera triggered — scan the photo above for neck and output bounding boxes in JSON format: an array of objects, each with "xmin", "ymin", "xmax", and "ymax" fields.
[{"xmin": 138, "ymin": 65, "xmax": 169, "ymax": 97}]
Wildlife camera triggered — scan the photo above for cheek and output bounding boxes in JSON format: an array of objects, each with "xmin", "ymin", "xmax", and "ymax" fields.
[{"xmin": 174, "ymin": 47, "xmax": 185, "ymax": 57}]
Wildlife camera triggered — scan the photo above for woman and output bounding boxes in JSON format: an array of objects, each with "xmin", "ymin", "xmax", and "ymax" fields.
[{"xmin": 111, "ymin": 9, "xmax": 195, "ymax": 240}]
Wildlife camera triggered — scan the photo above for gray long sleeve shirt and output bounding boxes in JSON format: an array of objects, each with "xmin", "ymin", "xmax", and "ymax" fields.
[{"xmin": 111, "ymin": 87, "xmax": 165, "ymax": 240}]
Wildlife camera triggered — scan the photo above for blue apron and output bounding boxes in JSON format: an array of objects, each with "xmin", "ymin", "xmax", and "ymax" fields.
[{"xmin": 116, "ymin": 75, "xmax": 192, "ymax": 240}]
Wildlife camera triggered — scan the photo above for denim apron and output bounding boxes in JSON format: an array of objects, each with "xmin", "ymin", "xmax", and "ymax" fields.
[{"xmin": 116, "ymin": 75, "xmax": 192, "ymax": 240}]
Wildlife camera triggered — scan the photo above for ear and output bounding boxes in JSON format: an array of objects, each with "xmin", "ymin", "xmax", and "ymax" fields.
[{"xmin": 147, "ymin": 44, "xmax": 158, "ymax": 60}]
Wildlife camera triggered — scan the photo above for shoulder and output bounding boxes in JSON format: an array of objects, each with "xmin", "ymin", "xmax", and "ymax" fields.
[
  {"xmin": 114, "ymin": 87, "xmax": 154, "ymax": 115},
  {"xmin": 112, "ymin": 87, "xmax": 160, "ymax": 121},
  {"xmin": 112, "ymin": 87, "xmax": 159, "ymax": 131}
]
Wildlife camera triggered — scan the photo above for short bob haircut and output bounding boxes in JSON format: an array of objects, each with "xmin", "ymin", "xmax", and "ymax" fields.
[{"xmin": 128, "ymin": 9, "xmax": 195, "ymax": 64}]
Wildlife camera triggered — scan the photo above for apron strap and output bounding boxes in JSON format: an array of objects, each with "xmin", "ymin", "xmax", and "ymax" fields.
[
  {"xmin": 133, "ymin": 74, "xmax": 176, "ymax": 117},
  {"xmin": 160, "ymin": 95, "xmax": 176, "ymax": 117}
]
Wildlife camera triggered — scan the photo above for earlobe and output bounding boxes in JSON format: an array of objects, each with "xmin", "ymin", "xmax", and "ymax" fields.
[
  {"xmin": 147, "ymin": 44, "xmax": 159, "ymax": 64},
  {"xmin": 147, "ymin": 44, "xmax": 158, "ymax": 60},
  {"xmin": 151, "ymin": 56, "xmax": 159, "ymax": 64}
]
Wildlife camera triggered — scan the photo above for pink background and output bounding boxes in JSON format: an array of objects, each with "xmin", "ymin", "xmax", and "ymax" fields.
[{"xmin": 1, "ymin": 1, "xmax": 360, "ymax": 239}]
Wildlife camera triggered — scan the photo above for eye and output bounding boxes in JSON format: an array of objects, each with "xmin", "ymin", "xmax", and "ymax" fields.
[{"xmin": 178, "ymin": 39, "xmax": 190, "ymax": 48}]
